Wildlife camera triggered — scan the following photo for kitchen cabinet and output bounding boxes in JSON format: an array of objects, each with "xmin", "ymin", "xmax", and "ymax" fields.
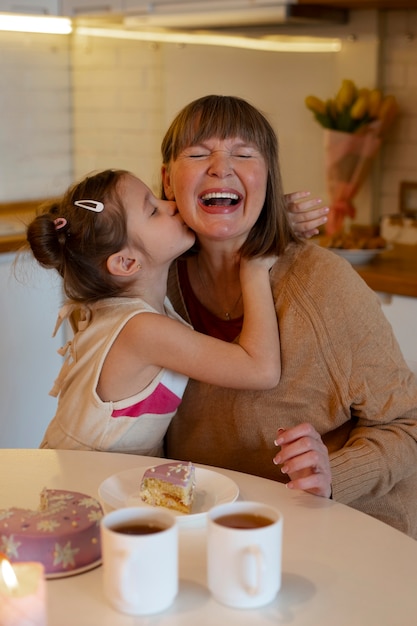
[
  {"xmin": 0, "ymin": 252, "xmax": 64, "ymax": 448},
  {"xmin": 298, "ymin": 0, "xmax": 417, "ymax": 8},
  {"xmin": 0, "ymin": 0, "xmax": 59, "ymax": 13},
  {"xmin": 60, "ymin": 0, "xmax": 122, "ymax": 15}
]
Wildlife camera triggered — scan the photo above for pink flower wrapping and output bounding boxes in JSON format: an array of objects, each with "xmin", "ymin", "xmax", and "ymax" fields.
[{"xmin": 324, "ymin": 127, "xmax": 381, "ymax": 235}]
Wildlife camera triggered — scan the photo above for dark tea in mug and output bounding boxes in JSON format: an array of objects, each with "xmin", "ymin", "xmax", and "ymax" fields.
[
  {"xmin": 215, "ymin": 513, "xmax": 273, "ymax": 529},
  {"xmin": 111, "ymin": 522, "xmax": 167, "ymax": 535}
]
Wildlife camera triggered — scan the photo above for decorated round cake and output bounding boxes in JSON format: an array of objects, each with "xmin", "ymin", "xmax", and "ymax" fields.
[
  {"xmin": 0, "ymin": 489, "xmax": 103, "ymax": 577},
  {"xmin": 140, "ymin": 462, "xmax": 196, "ymax": 514}
]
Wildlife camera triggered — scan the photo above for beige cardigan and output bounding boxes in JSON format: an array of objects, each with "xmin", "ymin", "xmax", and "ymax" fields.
[{"xmin": 166, "ymin": 242, "xmax": 417, "ymax": 538}]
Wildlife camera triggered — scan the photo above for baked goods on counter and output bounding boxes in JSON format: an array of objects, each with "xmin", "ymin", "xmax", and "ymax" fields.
[{"xmin": 320, "ymin": 232, "xmax": 387, "ymax": 250}]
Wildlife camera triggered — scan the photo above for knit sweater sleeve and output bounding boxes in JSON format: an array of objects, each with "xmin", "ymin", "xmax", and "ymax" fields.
[{"xmin": 303, "ymin": 249, "xmax": 417, "ymax": 505}]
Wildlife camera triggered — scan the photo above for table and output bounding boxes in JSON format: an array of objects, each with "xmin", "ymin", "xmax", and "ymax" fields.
[{"xmin": 1, "ymin": 449, "xmax": 417, "ymax": 626}]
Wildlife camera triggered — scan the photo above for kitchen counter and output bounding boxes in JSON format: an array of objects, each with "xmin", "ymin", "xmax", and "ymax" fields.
[
  {"xmin": 354, "ymin": 244, "xmax": 417, "ymax": 298},
  {"xmin": 0, "ymin": 199, "xmax": 45, "ymax": 253}
]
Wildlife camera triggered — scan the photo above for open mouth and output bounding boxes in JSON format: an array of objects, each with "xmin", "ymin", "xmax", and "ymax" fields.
[{"xmin": 200, "ymin": 191, "xmax": 241, "ymax": 207}]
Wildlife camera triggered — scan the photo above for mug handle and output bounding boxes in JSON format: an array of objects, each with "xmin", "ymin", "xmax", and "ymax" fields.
[
  {"xmin": 241, "ymin": 546, "xmax": 265, "ymax": 596},
  {"xmin": 119, "ymin": 550, "xmax": 141, "ymax": 605}
]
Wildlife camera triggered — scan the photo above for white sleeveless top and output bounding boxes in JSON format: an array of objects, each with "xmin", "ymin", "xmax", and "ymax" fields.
[{"xmin": 41, "ymin": 296, "xmax": 189, "ymax": 456}]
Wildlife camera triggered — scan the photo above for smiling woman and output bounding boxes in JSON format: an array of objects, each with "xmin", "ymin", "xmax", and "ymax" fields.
[{"xmin": 162, "ymin": 94, "xmax": 417, "ymax": 539}]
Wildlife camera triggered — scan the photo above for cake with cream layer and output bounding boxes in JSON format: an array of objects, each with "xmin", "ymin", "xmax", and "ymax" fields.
[
  {"xmin": 140, "ymin": 462, "xmax": 196, "ymax": 514},
  {"xmin": 0, "ymin": 489, "xmax": 103, "ymax": 577}
]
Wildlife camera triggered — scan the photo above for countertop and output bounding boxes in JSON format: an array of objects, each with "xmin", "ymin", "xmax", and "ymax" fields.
[
  {"xmin": 353, "ymin": 243, "xmax": 417, "ymax": 298},
  {"xmin": 1, "ymin": 202, "xmax": 416, "ymax": 297},
  {"xmin": 0, "ymin": 199, "xmax": 45, "ymax": 253}
]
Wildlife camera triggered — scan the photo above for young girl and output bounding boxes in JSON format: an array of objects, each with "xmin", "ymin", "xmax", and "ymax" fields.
[{"xmin": 26, "ymin": 169, "xmax": 280, "ymax": 456}]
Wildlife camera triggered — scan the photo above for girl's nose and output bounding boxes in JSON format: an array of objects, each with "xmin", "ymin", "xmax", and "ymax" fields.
[{"xmin": 167, "ymin": 201, "xmax": 178, "ymax": 215}]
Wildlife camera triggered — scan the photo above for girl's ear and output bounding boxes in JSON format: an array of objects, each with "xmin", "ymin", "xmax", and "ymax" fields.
[
  {"xmin": 161, "ymin": 165, "xmax": 175, "ymax": 201},
  {"xmin": 107, "ymin": 251, "xmax": 141, "ymax": 277}
]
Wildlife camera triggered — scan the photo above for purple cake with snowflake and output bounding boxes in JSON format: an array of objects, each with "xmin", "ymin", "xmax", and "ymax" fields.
[
  {"xmin": 0, "ymin": 488, "xmax": 103, "ymax": 577},
  {"xmin": 140, "ymin": 462, "xmax": 196, "ymax": 514}
]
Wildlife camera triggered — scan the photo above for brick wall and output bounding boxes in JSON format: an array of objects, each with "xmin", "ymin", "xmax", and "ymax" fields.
[
  {"xmin": 379, "ymin": 10, "xmax": 417, "ymax": 216},
  {"xmin": 71, "ymin": 34, "xmax": 165, "ymax": 193},
  {"xmin": 0, "ymin": 31, "xmax": 72, "ymax": 201}
]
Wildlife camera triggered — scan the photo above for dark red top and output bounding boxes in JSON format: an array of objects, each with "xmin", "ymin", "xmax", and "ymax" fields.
[{"xmin": 177, "ymin": 258, "xmax": 243, "ymax": 342}]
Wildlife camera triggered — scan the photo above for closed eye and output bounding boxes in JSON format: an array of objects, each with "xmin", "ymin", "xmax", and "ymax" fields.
[{"xmin": 188, "ymin": 153, "xmax": 210, "ymax": 159}]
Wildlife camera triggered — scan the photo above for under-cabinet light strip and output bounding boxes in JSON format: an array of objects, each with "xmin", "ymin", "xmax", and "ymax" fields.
[
  {"xmin": 0, "ymin": 13, "xmax": 72, "ymax": 34},
  {"xmin": 75, "ymin": 26, "xmax": 341, "ymax": 53}
]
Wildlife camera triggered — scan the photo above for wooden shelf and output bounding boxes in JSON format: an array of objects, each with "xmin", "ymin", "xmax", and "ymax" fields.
[{"xmin": 298, "ymin": 1, "xmax": 417, "ymax": 9}]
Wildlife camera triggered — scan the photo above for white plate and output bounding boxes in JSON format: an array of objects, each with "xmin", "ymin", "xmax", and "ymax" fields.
[
  {"xmin": 45, "ymin": 559, "xmax": 102, "ymax": 580},
  {"xmin": 98, "ymin": 466, "xmax": 239, "ymax": 527},
  {"xmin": 329, "ymin": 247, "xmax": 387, "ymax": 265}
]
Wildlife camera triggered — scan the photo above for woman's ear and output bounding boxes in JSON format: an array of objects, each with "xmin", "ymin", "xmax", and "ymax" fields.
[
  {"xmin": 161, "ymin": 165, "xmax": 175, "ymax": 201},
  {"xmin": 107, "ymin": 251, "xmax": 141, "ymax": 277}
]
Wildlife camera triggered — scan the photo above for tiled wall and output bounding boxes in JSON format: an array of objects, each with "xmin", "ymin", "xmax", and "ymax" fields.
[
  {"xmin": 379, "ymin": 10, "xmax": 417, "ymax": 216},
  {"xmin": 71, "ymin": 35, "xmax": 165, "ymax": 193},
  {"xmin": 0, "ymin": 31, "xmax": 72, "ymax": 201},
  {"xmin": 0, "ymin": 9, "xmax": 416, "ymax": 222}
]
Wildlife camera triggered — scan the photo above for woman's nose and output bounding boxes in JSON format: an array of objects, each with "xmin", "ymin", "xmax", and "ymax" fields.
[{"xmin": 207, "ymin": 152, "xmax": 233, "ymax": 178}]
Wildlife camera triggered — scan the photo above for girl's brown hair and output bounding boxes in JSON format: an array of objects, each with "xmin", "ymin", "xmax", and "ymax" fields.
[
  {"xmin": 26, "ymin": 169, "xmax": 134, "ymax": 303},
  {"xmin": 160, "ymin": 94, "xmax": 301, "ymax": 257}
]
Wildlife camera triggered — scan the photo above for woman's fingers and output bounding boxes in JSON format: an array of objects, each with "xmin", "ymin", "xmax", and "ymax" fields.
[{"xmin": 273, "ymin": 424, "xmax": 332, "ymax": 498}]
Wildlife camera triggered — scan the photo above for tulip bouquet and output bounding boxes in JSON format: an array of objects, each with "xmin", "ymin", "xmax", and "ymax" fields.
[{"xmin": 305, "ymin": 79, "xmax": 399, "ymax": 235}]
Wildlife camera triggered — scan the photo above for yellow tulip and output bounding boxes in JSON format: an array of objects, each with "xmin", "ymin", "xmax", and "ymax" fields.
[
  {"xmin": 305, "ymin": 95, "xmax": 327, "ymax": 115},
  {"xmin": 350, "ymin": 94, "xmax": 369, "ymax": 120},
  {"xmin": 335, "ymin": 79, "xmax": 357, "ymax": 112},
  {"xmin": 304, "ymin": 80, "xmax": 399, "ymax": 136},
  {"xmin": 378, "ymin": 94, "xmax": 399, "ymax": 134},
  {"xmin": 358, "ymin": 87, "xmax": 370, "ymax": 98},
  {"xmin": 368, "ymin": 89, "xmax": 382, "ymax": 118}
]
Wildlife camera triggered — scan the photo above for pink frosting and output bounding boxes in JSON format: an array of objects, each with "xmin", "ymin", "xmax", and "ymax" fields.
[
  {"xmin": 0, "ymin": 489, "xmax": 103, "ymax": 576},
  {"xmin": 143, "ymin": 462, "xmax": 195, "ymax": 487}
]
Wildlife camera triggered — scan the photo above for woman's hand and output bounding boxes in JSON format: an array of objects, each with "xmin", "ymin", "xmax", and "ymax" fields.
[
  {"xmin": 285, "ymin": 191, "xmax": 329, "ymax": 239},
  {"xmin": 273, "ymin": 423, "xmax": 332, "ymax": 498}
]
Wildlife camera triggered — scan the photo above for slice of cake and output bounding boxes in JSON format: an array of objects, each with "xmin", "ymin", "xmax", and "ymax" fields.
[
  {"xmin": 140, "ymin": 462, "xmax": 196, "ymax": 514},
  {"xmin": 0, "ymin": 489, "xmax": 103, "ymax": 577}
]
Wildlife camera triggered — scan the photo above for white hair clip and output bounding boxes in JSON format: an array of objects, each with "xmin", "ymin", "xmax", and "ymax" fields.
[{"xmin": 74, "ymin": 200, "xmax": 104, "ymax": 213}]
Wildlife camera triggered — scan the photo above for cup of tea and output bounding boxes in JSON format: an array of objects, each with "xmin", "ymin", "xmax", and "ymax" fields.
[
  {"xmin": 100, "ymin": 507, "xmax": 178, "ymax": 615},
  {"xmin": 207, "ymin": 501, "xmax": 283, "ymax": 609}
]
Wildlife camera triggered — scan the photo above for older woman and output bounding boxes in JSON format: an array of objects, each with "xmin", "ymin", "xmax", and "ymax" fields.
[{"xmin": 162, "ymin": 94, "xmax": 417, "ymax": 538}]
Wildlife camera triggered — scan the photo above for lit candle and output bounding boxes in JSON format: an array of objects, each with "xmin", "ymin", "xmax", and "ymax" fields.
[{"xmin": 0, "ymin": 557, "xmax": 47, "ymax": 626}]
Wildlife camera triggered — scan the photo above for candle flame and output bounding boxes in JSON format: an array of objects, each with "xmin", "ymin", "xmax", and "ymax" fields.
[{"xmin": 0, "ymin": 556, "xmax": 19, "ymax": 591}]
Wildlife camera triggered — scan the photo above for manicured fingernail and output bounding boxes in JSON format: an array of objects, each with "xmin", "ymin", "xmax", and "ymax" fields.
[{"xmin": 274, "ymin": 428, "xmax": 285, "ymax": 446}]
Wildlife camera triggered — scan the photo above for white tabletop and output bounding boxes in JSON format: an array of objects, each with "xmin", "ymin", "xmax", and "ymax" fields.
[{"xmin": 1, "ymin": 449, "xmax": 416, "ymax": 626}]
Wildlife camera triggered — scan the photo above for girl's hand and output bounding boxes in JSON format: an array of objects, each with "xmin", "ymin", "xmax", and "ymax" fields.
[
  {"xmin": 240, "ymin": 254, "xmax": 278, "ymax": 274},
  {"xmin": 273, "ymin": 423, "xmax": 332, "ymax": 498},
  {"xmin": 285, "ymin": 191, "xmax": 329, "ymax": 239}
]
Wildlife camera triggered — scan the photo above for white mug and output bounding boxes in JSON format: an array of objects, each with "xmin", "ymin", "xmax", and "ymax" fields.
[
  {"xmin": 207, "ymin": 501, "xmax": 283, "ymax": 609},
  {"xmin": 100, "ymin": 507, "xmax": 178, "ymax": 615}
]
